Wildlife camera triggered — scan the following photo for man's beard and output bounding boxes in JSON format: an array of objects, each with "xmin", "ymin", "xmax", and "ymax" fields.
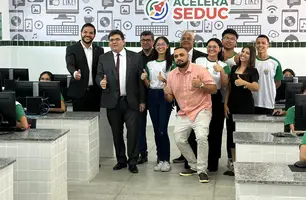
[
  {"xmin": 176, "ymin": 60, "xmax": 189, "ymax": 68},
  {"xmin": 82, "ymin": 36, "xmax": 93, "ymax": 44}
]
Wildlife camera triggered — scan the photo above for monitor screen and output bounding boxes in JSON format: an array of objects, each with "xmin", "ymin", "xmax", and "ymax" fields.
[
  {"xmin": 0, "ymin": 92, "xmax": 16, "ymax": 127},
  {"xmin": 39, "ymin": 81, "xmax": 61, "ymax": 108},
  {"xmin": 285, "ymin": 82, "xmax": 302, "ymax": 110},
  {"xmin": 14, "ymin": 81, "xmax": 34, "ymax": 108},
  {"xmin": 297, "ymin": 76, "xmax": 306, "ymax": 84},
  {"xmin": 230, "ymin": 0, "xmax": 262, "ymax": 13},
  {"xmin": 294, "ymin": 94, "xmax": 306, "ymax": 131},
  {"xmin": 276, "ymin": 76, "xmax": 293, "ymax": 102},
  {"xmin": 46, "ymin": 0, "xmax": 79, "ymax": 14},
  {"xmin": 53, "ymin": 74, "xmax": 70, "ymax": 102},
  {"xmin": 0, "ymin": 68, "xmax": 29, "ymax": 86}
]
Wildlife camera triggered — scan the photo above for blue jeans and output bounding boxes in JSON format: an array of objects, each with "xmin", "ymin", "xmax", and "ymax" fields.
[
  {"xmin": 148, "ymin": 89, "xmax": 172, "ymax": 162},
  {"xmin": 138, "ymin": 108, "xmax": 148, "ymax": 156}
]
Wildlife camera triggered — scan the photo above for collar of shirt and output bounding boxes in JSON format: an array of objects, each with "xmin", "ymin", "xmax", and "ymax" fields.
[
  {"xmin": 81, "ymin": 41, "xmax": 93, "ymax": 50},
  {"xmin": 113, "ymin": 48, "xmax": 126, "ymax": 57},
  {"xmin": 188, "ymin": 49, "xmax": 193, "ymax": 61},
  {"xmin": 140, "ymin": 49, "xmax": 152, "ymax": 57},
  {"xmin": 176, "ymin": 62, "xmax": 193, "ymax": 75}
]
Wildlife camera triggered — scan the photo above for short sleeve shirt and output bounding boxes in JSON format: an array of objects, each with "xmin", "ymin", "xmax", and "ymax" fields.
[
  {"xmin": 15, "ymin": 101, "xmax": 25, "ymax": 121},
  {"xmin": 284, "ymin": 106, "xmax": 295, "ymax": 126}
]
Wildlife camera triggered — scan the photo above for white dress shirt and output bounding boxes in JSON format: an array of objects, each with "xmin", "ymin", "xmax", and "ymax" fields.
[
  {"xmin": 74, "ymin": 42, "xmax": 93, "ymax": 86},
  {"xmin": 188, "ymin": 49, "xmax": 193, "ymax": 62},
  {"xmin": 113, "ymin": 49, "xmax": 127, "ymax": 96}
]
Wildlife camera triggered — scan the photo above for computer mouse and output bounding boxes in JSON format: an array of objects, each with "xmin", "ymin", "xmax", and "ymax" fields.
[{"xmin": 294, "ymin": 160, "xmax": 306, "ymax": 168}]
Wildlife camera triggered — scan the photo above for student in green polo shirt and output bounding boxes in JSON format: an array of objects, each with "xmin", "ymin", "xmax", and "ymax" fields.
[
  {"xmin": 284, "ymin": 81, "xmax": 306, "ymax": 132},
  {"xmin": 39, "ymin": 71, "xmax": 66, "ymax": 113},
  {"xmin": 16, "ymin": 101, "xmax": 28, "ymax": 129},
  {"xmin": 300, "ymin": 133, "xmax": 306, "ymax": 161}
]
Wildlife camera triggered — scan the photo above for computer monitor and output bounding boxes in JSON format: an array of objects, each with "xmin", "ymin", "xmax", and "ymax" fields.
[
  {"xmin": 14, "ymin": 81, "xmax": 34, "ymax": 108},
  {"xmin": 229, "ymin": 0, "xmax": 263, "ymax": 19},
  {"xmin": 276, "ymin": 76, "xmax": 293, "ymax": 102},
  {"xmin": 297, "ymin": 76, "xmax": 306, "ymax": 84},
  {"xmin": 46, "ymin": 0, "xmax": 79, "ymax": 20},
  {"xmin": 294, "ymin": 94, "xmax": 306, "ymax": 131},
  {"xmin": 285, "ymin": 82, "xmax": 302, "ymax": 110},
  {"xmin": 39, "ymin": 81, "xmax": 61, "ymax": 108},
  {"xmin": 0, "ymin": 68, "xmax": 29, "ymax": 86},
  {"xmin": 0, "ymin": 92, "xmax": 16, "ymax": 127},
  {"xmin": 53, "ymin": 74, "xmax": 71, "ymax": 102}
]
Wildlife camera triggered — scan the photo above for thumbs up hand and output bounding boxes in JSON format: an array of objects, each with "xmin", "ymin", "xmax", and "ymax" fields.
[
  {"xmin": 235, "ymin": 74, "xmax": 245, "ymax": 87},
  {"xmin": 101, "ymin": 75, "xmax": 107, "ymax": 89},
  {"xmin": 213, "ymin": 60, "xmax": 223, "ymax": 72},
  {"xmin": 75, "ymin": 69, "xmax": 81, "ymax": 80},
  {"xmin": 191, "ymin": 75, "xmax": 202, "ymax": 88},
  {"xmin": 141, "ymin": 69, "xmax": 148, "ymax": 80},
  {"xmin": 158, "ymin": 71, "xmax": 167, "ymax": 83}
]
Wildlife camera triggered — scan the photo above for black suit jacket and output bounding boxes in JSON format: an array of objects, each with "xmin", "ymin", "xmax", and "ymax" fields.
[
  {"xmin": 65, "ymin": 41, "xmax": 104, "ymax": 98},
  {"xmin": 95, "ymin": 49, "xmax": 145, "ymax": 110}
]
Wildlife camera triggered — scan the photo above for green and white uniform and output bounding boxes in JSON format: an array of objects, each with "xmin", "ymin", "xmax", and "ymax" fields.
[
  {"xmin": 253, "ymin": 56, "xmax": 283, "ymax": 109},
  {"xmin": 224, "ymin": 53, "xmax": 237, "ymax": 69}
]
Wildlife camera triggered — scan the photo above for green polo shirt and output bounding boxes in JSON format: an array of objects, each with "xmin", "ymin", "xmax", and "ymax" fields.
[
  {"xmin": 302, "ymin": 133, "xmax": 306, "ymax": 145},
  {"xmin": 284, "ymin": 106, "xmax": 295, "ymax": 126},
  {"xmin": 15, "ymin": 102, "xmax": 26, "ymax": 121}
]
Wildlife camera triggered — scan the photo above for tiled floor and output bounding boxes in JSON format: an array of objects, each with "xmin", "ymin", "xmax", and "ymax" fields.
[{"xmin": 68, "ymin": 126, "xmax": 235, "ymax": 200}]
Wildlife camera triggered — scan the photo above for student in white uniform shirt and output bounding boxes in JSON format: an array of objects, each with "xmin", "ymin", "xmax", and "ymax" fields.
[
  {"xmin": 253, "ymin": 35, "xmax": 283, "ymax": 114},
  {"xmin": 141, "ymin": 36, "xmax": 174, "ymax": 172},
  {"xmin": 196, "ymin": 38, "xmax": 230, "ymax": 172}
]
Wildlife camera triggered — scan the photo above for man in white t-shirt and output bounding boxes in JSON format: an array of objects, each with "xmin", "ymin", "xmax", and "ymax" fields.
[{"xmin": 253, "ymin": 35, "xmax": 283, "ymax": 114}]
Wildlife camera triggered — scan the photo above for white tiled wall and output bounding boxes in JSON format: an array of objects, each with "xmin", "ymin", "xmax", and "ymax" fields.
[
  {"xmin": 0, "ymin": 134, "xmax": 67, "ymax": 200},
  {"xmin": 0, "ymin": 164, "xmax": 13, "ymax": 200},
  {"xmin": 36, "ymin": 118, "xmax": 99, "ymax": 182},
  {"xmin": 235, "ymin": 122, "xmax": 284, "ymax": 132},
  {"xmin": 236, "ymin": 183, "xmax": 306, "ymax": 200},
  {"xmin": 236, "ymin": 144, "xmax": 299, "ymax": 164}
]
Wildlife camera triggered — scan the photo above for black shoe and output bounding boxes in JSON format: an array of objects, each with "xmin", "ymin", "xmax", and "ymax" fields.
[
  {"xmin": 128, "ymin": 164, "xmax": 139, "ymax": 173},
  {"xmin": 113, "ymin": 163, "xmax": 127, "ymax": 170},
  {"xmin": 179, "ymin": 168, "xmax": 197, "ymax": 176},
  {"xmin": 137, "ymin": 155, "xmax": 148, "ymax": 164},
  {"xmin": 173, "ymin": 155, "xmax": 186, "ymax": 163},
  {"xmin": 184, "ymin": 162, "xmax": 191, "ymax": 169},
  {"xmin": 199, "ymin": 172, "xmax": 209, "ymax": 183},
  {"xmin": 223, "ymin": 171, "xmax": 235, "ymax": 176}
]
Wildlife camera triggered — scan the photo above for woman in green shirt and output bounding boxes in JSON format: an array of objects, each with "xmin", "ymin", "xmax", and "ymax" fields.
[
  {"xmin": 39, "ymin": 71, "xmax": 66, "ymax": 113},
  {"xmin": 284, "ymin": 81, "xmax": 306, "ymax": 132},
  {"xmin": 16, "ymin": 101, "xmax": 28, "ymax": 129}
]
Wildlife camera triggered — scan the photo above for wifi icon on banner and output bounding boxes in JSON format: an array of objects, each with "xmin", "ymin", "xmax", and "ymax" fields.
[
  {"xmin": 267, "ymin": 5, "xmax": 277, "ymax": 14},
  {"xmin": 84, "ymin": 6, "xmax": 94, "ymax": 14}
]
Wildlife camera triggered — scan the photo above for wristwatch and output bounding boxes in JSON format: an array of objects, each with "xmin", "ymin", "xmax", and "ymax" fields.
[{"xmin": 200, "ymin": 82, "xmax": 204, "ymax": 89}]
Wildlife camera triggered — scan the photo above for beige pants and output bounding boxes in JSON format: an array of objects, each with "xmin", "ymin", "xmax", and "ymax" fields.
[{"xmin": 174, "ymin": 109, "xmax": 212, "ymax": 174}]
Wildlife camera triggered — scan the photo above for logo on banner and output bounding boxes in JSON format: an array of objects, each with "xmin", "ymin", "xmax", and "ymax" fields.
[{"xmin": 144, "ymin": 0, "xmax": 169, "ymax": 21}]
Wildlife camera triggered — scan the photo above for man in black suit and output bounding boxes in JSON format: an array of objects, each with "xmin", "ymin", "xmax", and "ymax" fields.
[
  {"xmin": 137, "ymin": 31, "xmax": 154, "ymax": 164},
  {"xmin": 96, "ymin": 30, "xmax": 145, "ymax": 174},
  {"xmin": 65, "ymin": 23, "xmax": 104, "ymax": 111},
  {"xmin": 172, "ymin": 30, "xmax": 207, "ymax": 168}
]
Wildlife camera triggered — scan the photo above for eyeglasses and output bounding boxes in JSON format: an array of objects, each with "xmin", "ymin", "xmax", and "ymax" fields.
[
  {"xmin": 141, "ymin": 39, "xmax": 152, "ymax": 43},
  {"xmin": 109, "ymin": 38, "xmax": 121, "ymax": 42},
  {"xmin": 207, "ymin": 45, "xmax": 218, "ymax": 49},
  {"xmin": 156, "ymin": 43, "xmax": 167, "ymax": 47},
  {"xmin": 223, "ymin": 37, "xmax": 237, "ymax": 42}
]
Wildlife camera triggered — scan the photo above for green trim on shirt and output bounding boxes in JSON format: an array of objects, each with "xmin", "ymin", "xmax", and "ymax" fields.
[
  {"xmin": 60, "ymin": 94, "xmax": 64, "ymax": 101},
  {"xmin": 284, "ymin": 106, "xmax": 295, "ymax": 125},
  {"xmin": 302, "ymin": 133, "xmax": 306, "ymax": 145},
  {"xmin": 223, "ymin": 65, "xmax": 231, "ymax": 75},
  {"xmin": 272, "ymin": 57, "xmax": 283, "ymax": 81},
  {"xmin": 156, "ymin": 59, "xmax": 165, "ymax": 62},
  {"xmin": 16, "ymin": 104, "xmax": 25, "ymax": 121},
  {"xmin": 145, "ymin": 64, "xmax": 150, "ymax": 81}
]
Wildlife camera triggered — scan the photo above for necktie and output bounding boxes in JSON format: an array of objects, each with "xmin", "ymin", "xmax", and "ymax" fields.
[{"xmin": 116, "ymin": 53, "xmax": 121, "ymax": 96}]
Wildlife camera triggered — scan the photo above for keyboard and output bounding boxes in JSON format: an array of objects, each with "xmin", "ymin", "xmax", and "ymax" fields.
[
  {"xmin": 135, "ymin": 25, "xmax": 168, "ymax": 36},
  {"xmin": 46, "ymin": 25, "xmax": 79, "ymax": 36},
  {"xmin": 227, "ymin": 25, "xmax": 261, "ymax": 36}
]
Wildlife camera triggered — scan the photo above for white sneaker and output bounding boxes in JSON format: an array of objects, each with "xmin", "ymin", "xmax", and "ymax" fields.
[
  {"xmin": 154, "ymin": 161, "xmax": 164, "ymax": 171},
  {"xmin": 161, "ymin": 161, "xmax": 171, "ymax": 172}
]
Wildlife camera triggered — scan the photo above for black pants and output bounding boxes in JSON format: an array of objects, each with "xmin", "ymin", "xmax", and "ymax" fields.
[
  {"xmin": 254, "ymin": 107, "xmax": 273, "ymax": 115},
  {"xmin": 107, "ymin": 97, "xmax": 140, "ymax": 165},
  {"xmin": 208, "ymin": 91, "xmax": 224, "ymax": 169},
  {"xmin": 175, "ymin": 101, "xmax": 197, "ymax": 164},
  {"xmin": 226, "ymin": 114, "xmax": 235, "ymax": 159},
  {"xmin": 72, "ymin": 86, "xmax": 101, "ymax": 112}
]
